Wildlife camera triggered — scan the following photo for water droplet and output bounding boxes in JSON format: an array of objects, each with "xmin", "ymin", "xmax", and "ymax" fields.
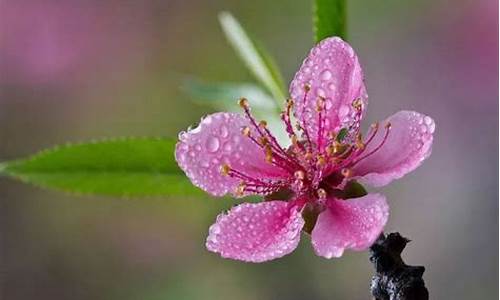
[
  {"xmin": 206, "ymin": 136, "xmax": 220, "ymax": 152},
  {"xmin": 320, "ymin": 70, "xmax": 332, "ymax": 81},
  {"xmin": 317, "ymin": 88, "xmax": 326, "ymax": 98},
  {"xmin": 223, "ymin": 142, "xmax": 233, "ymax": 152},
  {"xmin": 339, "ymin": 105, "xmax": 349, "ymax": 117},
  {"xmin": 220, "ymin": 126, "xmax": 229, "ymax": 138}
]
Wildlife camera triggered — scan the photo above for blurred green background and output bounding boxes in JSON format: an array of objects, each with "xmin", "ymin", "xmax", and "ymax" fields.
[{"xmin": 1, "ymin": 0, "xmax": 498, "ymax": 299}]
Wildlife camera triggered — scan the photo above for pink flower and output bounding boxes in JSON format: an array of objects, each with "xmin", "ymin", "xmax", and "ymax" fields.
[{"xmin": 175, "ymin": 37, "xmax": 435, "ymax": 262}]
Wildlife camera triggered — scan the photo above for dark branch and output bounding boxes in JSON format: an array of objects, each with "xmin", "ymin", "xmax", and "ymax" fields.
[{"xmin": 369, "ymin": 232, "xmax": 429, "ymax": 300}]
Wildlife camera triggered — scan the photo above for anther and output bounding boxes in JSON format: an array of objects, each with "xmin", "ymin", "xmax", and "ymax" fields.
[
  {"xmin": 356, "ymin": 133, "xmax": 365, "ymax": 150},
  {"xmin": 265, "ymin": 146, "xmax": 273, "ymax": 163},
  {"xmin": 220, "ymin": 164, "xmax": 231, "ymax": 176},
  {"xmin": 258, "ymin": 136, "xmax": 269, "ymax": 146},
  {"xmin": 291, "ymin": 135, "xmax": 299, "ymax": 146},
  {"xmin": 258, "ymin": 120, "xmax": 267, "ymax": 128},
  {"xmin": 304, "ymin": 151, "xmax": 313, "ymax": 161},
  {"xmin": 304, "ymin": 84, "xmax": 311, "ymax": 92},
  {"xmin": 236, "ymin": 182, "xmax": 246, "ymax": 196},
  {"xmin": 317, "ymin": 188, "xmax": 327, "ymax": 199},
  {"xmin": 317, "ymin": 155, "xmax": 327, "ymax": 166},
  {"xmin": 341, "ymin": 168, "xmax": 353, "ymax": 178},
  {"xmin": 286, "ymin": 98, "xmax": 294, "ymax": 107},
  {"xmin": 238, "ymin": 97, "xmax": 249, "ymax": 108},
  {"xmin": 241, "ymin": 126, "xmax": 251, "ymax": 137},
  {"xmin": 352, "ymin": 98, "xmax": 363, "ymax": 111},
  {"xmin": 294, "ymin": 170, "xmax": 305, "ymax": 180},
  {"xmin": 385, "ymin": 122, "xmax": 392, "ymax": 129},
  {"xmin": 316, "ymin": 97, "xmax": 325, "ymax": 112}
]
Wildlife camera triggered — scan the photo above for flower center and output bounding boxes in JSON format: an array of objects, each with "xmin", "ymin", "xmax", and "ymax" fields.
[{"xmin": 220, "ymin": 85, "xmax": 391, "ymax": 200}]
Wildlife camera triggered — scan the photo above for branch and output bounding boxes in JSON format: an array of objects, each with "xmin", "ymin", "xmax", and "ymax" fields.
[{"xmin": 369, "ymin": 232, "xmax": 429, "ymax": 300}]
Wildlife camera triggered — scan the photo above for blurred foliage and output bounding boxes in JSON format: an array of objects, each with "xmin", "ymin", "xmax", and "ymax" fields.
[{"xmin": 313, "ymin": 0, "xmax": 347, "ymax": 42}]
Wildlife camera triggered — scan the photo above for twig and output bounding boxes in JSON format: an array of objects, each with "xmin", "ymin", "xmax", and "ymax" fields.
[{"xmin": 369, "ymin": 232, "xmax": 429, "ymax": 300}]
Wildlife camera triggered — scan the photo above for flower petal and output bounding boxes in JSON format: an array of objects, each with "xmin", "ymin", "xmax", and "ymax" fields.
[
  {"xmin": 289, "ymin": 37, "xmax": 367, "ymax": 147},
  {"xmin": 352, "ymin": 111, "xmax": 435, "ymax": 187},
  {"xmin": 311, "ymin": 194, "xmax": 389, "ymax": 259},
  {"xmin": 206, "ymin": 201, "xmax": 304, "ymax": 262},
  {"xmin": 175, "ymin": 112, "xmax": 288, "ymax": 197}
]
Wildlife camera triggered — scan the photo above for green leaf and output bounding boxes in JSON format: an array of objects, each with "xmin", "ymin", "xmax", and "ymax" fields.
[
  {"xmin": 182, "ymin": 79, "xmax": 277, "ymax": 111},
  {"xmin": 0, "ymin": 137, "xmax": 204, "ymax": 198},
  {"xmin": 313, "ymin": 0, "xmax": 347, "ymax": 42},
  {"xmin": 218, "ymin": 11, "xmax": 286, "ymax": 106}
]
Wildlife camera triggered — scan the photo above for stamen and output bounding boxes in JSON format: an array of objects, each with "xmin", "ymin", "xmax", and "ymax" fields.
[
  {"xmin": 265, "ymin": 146, "xmax": 273, "ymax": 163},
  {"xmin": 316, "ymin": 155, "xmax": 327, "ymax": 167},
  {"xmin": 341, "ymin": 168, "xmax": 353, "ymax": 178},
  {"xmin": 238, "ymin": 97, "xmax": 249, "ymax": 108},
  {"xmin": 294, "ymin": 170, "xmax": 305, "ymax": 180},
  {"xmin": 235, "ymin": 182, "xmax": 246, "ymax": 196},
  {"xmin": 352, "ymin": 98, "xmax": 363, "ymax": 111},
  {"xmin": 220, "ymin": 164, "xmax": 231, "ymax": 176},
  {"xmin": 351, "ymin": 122, "xmax": 391, "ymax": 166},
  {"xmin": 316, "ymin": 97, "xmax": 326, "ymax": 152},
  {"xmin": 317, "ymin": 188, "xmax": 327, "ymax": 199},
  {"xmin": 355, "ymin": 133, "xmax": 365, "ymax": 150},
  {"xmin": 241, "ymin": 126, "xmax": 251, "ymax": 137}
]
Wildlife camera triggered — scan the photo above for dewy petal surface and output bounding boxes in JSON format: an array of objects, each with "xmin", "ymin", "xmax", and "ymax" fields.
[
  {"xmin": 289, "ymin": 37, "xmax": 367, "ymax": 146},
  {"xmin": 206, "ymin": 201, "xmax": 304, "ymax": 262},
  {"xmin": 175, "ymin": 112, "xmax": 288, "ymax": 197},
  {"xmin": 352, "ymin": 111, "xmax": 435, "ymax": 187},
  {"xmin": 311, "ymin": 194, "xmax": 389, "ymax": 259}
]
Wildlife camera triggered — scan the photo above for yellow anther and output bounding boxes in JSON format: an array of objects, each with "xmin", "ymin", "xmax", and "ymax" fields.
[
  {"xmin": 371, "ymin": 122, "xmax": 379, "ymax": 129},
  {"xmin": 317, "ymin": 155, "xmax": 327, "ymax": 166},
  {"xmin": 291, "ymin": 135, "xmax": 299, "ymax": 146},
  {"xmin": 294, "ymin": 170, "xmax": 305, "ymax": 180},
  {"xmin": 241, "ymin": 126, "xmax": 251, "ymax": 137},
  {"xmin": 341, "ymin": 168, "xmax": 353, "ymax": 178},
  {"xmin": 352, "ymin": 98, "xmax": 363, "ymax": 111},
  {"xmin": 326, "ymin": 144, "xmax": 335, "ymax": 156},
  {"xmin": 220, "ymin": 164, "xmax": 231, "ymax": 176},
  {"xmin": 317, "ymin": 188, "xmax": 327, "ymax": 199},
  {"xmin": 238, "ymin": 97, "xmax": 249, "ymax": 108},
  {"xmin": 286, "ymin": 98, "xmax": 294, "ymax": 108},
  {"xmin": 265, "ymin": 146, "xmax": 273, "ymax": 163},
  {"xmin": 385, "ymin": 122, "xmax": 392, "ymax": 129},
  {"xmin": 236, "ymin": 182, "xmax": 246, "ymax": 196},
  {"xmin": 304, "ymin": 151, "xmax": 313, "ymax": 161},
  {"xmin": 258, "ymin": 120, "xmax": 267, "ymax": 128},
  {"xmin": 355, "ymin": 133, "xmax": 365, "ymax": 150},
  {"xmin": 304, "ymin": 84, "xmax": 311, "ymax": 92},
  {"xmin": 258, "ymin": 137, "xmax": 269, "ymax": 146},
  {"xmin": 316, "ymin": 97, "xmax": 325, "ymax": 112}
]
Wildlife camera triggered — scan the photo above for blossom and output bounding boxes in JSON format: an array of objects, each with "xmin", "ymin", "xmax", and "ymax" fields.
[{"xmin": 175, "ymin": 37, "xmax": 435, "ymax": 262}]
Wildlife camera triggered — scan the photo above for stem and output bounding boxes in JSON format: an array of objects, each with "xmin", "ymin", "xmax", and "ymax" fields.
[{"xmin": 369, "ymin": 232, "xmax": 429, "ymax": 300}]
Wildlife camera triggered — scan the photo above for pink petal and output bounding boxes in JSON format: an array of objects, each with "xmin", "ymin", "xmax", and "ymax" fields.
[
  {"xmin": 175, "ymin": 112, "xmax": 289, "ymax": 197},
  {"xmin": 206, "ymin": 201, "xmax": 304, "ymax": 262},
  {"xmin": 352, "ymin": 111, "xmax": 435, "ymax": 187},
  {"xmin": 289, "ymin": 37, "xmax": 367, "ymax": 147},
  {"xmin": 311, "ymin": 194, "xmax": 389, "ymax": 259}
]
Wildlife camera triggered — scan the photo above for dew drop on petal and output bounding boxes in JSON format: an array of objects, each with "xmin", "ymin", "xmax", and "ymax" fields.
[
  {"xmin": 220, "ymin": 125, "xmax": 229, "ymax": 138},
  {"xmin": 206, "ymin": 136, "xmax": 220, "ymax": 153},
  {"xmin": 320, "ymin": 69, "xmax": 332, "ymax": 81}
]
